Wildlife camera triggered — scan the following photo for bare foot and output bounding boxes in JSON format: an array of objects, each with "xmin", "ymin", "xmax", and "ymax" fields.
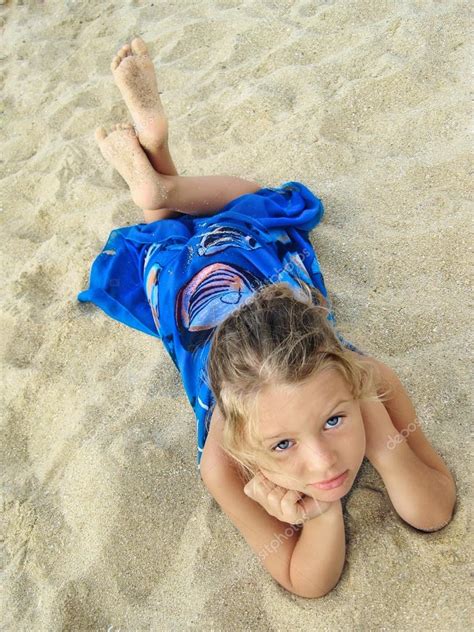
[
  {"xmin": 94, "ymin": 123, "xmax": 172, "ymax": 210},
  {"xmin": 111, "ymin": 37, "xmax": 169, "ymax": 154}
]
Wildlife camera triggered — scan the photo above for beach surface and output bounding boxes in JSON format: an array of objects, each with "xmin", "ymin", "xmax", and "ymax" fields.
[{"xmin": 1, "ymin": 0, "xmax": 471, "ymax": 630}]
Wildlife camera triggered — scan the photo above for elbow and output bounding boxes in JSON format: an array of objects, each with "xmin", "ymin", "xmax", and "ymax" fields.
[
  {"xmin": 411, "ymin": 509, "xmax": 455, "ymax": 533},
  {"xmin": 302, "ymin": 586, "xmax": 337, "ymax": 600},
  {"xmin": 285, "ymin": 581, "xmax": 339, "ymax": 600},
  {"xmin": 404, "ymin": 500, "xmax": 456, "ymax": 533},
  {"xmin": 401, "ymin": 476, "xmax": 457, "ymax": 533},
  {"xmin": 285, "ymin": 572, "xmax": 342, "ymax": 600}
]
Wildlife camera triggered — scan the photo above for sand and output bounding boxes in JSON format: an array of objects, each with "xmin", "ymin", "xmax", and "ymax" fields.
[{"xmin": 1, "ymin": 0, "xmax": 472, "ymax": 630}]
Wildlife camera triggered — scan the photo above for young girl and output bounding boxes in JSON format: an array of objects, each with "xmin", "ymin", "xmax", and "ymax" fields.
[{"xmin": 78, "ymin": 38, "xmax": 457, "ymax": 599}]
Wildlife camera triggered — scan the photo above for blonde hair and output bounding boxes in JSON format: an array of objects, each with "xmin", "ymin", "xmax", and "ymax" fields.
[{"xmin": 206, "ymin": 280, "xmax": 392, "ymax": 483}]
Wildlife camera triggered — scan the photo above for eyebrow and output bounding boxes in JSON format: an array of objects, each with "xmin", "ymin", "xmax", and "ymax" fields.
[{"xmin": 262, "ymin": 398, "xmax": 352, "ymax": 442}]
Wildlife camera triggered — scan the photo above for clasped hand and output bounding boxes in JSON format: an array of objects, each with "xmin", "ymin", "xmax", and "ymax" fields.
[{"xmin": 243, "ymin": 470, "xmax": 337, "ymax": 525}]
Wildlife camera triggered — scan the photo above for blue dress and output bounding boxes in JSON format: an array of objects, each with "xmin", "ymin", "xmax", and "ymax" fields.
[{"xmin": 77, "ymin": 181, "xmax": 367, "ymax": 471}]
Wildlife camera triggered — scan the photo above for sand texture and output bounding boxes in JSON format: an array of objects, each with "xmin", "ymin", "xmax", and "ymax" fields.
[{"xmin": 1, "ymin": 0, "xmax": 472, "ymax": 630}]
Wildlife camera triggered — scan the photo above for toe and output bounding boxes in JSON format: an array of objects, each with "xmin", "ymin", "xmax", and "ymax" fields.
[
  {"xmin": 121, "ymin": 122, "xmax": 136, "ymax": 134},
  {"xmin": 95, "ymin": 127, "xmax": 107, "ymax": 142},
  {"xmin": 115, "ymin": 45, "xmax": 130, "ymax": 64},
  {"xmin": 112, "ymin": 45, "xmax": 132, "ymax": 72},
  {"xmin": 119, "ymin": 43, "xmax": 131, "ymax": 57},
  {"xmin": 131, "ymin": 36, "xmax": 148, "ymax": 56}
]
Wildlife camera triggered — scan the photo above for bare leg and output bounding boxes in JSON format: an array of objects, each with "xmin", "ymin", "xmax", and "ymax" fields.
[
  {"xmin": 163, "ymin": 174, "xmax": 262, "ymax": 217},
  {"xmin": 95, "ymin": 123, "xmax": 172, "ymax": 211},
  {"xmin": 95, "ymin": 124, "xmax": 262, "ymax": 220},
  {"xmin": 111, "ymin": 37, "xmax": 178, "ymax": 177},
  {"xmin": 142, "ymin": 207, "xmax": 182, "ymax": 223},
  {"xmin": 141, "ymin": 174, "xmax": 263, "ymax": 223},
  {"xmin": 110, "ymin": 37, "xmax": 262, "ymax": 222}
]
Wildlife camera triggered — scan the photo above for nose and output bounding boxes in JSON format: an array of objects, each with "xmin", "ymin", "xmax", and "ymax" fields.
[{"xmin": 299, "ymin": 436, "xmax": 338, "ymax": 473}]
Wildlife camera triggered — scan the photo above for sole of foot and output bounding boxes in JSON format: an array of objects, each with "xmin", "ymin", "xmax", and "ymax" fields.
[
  {"xmin": 111, "ymin": 37, "xmax": 169, "ymax": 152},
  {"xmin": 94, "ymin": 123, "xmax": 172, "ymax": 210}
]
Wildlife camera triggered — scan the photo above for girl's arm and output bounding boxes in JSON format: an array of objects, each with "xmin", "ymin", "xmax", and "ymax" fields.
[
  {"xmin": 202, "ymin": 455, "xmax": 346, "ymax": 599},
  {"xmin": 360, "ymin": 360, "xmax": 457, "ymax": 531},
  {"xmin": 162, "ymin": 174, "xmax": 262, "ymax": 218},
  {"xmin": 288, "ymin": 500, "xmax": 345, "ymax": 598},
  {"xmin": 369, "ymin": 428, "xmax": 456, "ymax": 532},
  {"xmin": 200, "ymin": 408, "xmax": 346, "ymax": 599}
]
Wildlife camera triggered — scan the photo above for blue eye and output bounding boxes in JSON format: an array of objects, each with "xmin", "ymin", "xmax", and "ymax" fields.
[
  {"xmin": 271, "ymin": 415, "xmax": 345, "ymax": 453},
  {"xmin": 326, "ymin": 415, "xmax": 343, "ymax": 428},
  {"xmin": 272, "ymin": 439, "xmax": 293, "ymax": 452}
]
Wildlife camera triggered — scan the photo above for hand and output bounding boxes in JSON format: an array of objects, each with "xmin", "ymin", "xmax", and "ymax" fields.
[{"xmin": 243, "ymin": 470, "xmax": 336, "ymax": 525}]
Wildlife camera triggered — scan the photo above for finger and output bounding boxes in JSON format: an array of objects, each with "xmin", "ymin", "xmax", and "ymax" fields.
[
  {"xmin": 256, "ymin": 478, "xmax": 277, "ymax": 501},
  {"xmin": 266, "ymin": 484, "xmax": 288, "ymax": 506},
  {"xmin": 280, "ymin": 489, "xmax": 303, "ymax": 510},
  {"xmin": 265, "ymin": 484, "xmax": 298, "ymax": 519},
  {"xmin": 253, "ymin": 472, "xmax": 273, "ymax": 491},
  {"xmin": 244, "ymin": 473, "xmax": 267, "ymax": 498},
  {"xmin": 279, "ymin": 489, "xmax": 304, "ymax": 523}
]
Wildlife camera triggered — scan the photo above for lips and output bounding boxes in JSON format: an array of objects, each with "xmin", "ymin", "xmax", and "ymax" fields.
[{"xmin": 310, "ymin": 470, "xmax": 348, "ymax": 490}]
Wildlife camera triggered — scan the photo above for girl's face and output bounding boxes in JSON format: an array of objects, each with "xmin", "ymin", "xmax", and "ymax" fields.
[{"xmin": 254, "ymin": 367, "xmax": 367, "ymax": 501}]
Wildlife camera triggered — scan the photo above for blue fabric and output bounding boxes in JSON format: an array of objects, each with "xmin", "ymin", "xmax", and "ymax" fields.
[{"xmin": 77, "ymin": 181, "xmax": 366, "ymax": 470}]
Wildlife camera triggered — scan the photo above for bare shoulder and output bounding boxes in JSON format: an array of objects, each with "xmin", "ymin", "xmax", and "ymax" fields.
[
  {"xmin": 347, "ymin": 352, "xmax": 454, "ymax": 481},
  {"xmin": 199, "ymin": 404, "xmax": 300, "ymax": 595},
  {"xmin": 345, "ymin": 348, "xmax": 382, "ymax": 368},
  {"xmin": 200, "ymin": 403, "xmax": 239, "ymax": 480},
  {"xmin": 344, "ymin": 349, "xmax": 390, "ymax": 390}
]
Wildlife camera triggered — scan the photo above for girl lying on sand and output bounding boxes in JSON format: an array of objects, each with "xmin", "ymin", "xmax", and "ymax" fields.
[{"xmin": 78, "ymin": 37, "xmax": 456, "ymax": 599}]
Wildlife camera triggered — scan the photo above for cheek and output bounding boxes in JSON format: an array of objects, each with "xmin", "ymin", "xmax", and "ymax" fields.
[{"xmin": 259, "ymin": 465, "xmax": 300, "ymax": 490}]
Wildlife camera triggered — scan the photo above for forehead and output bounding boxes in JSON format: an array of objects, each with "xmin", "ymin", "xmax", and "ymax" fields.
[{"xmin": 256, "ymin": 368, "xmax": 349, "ymax": 432}]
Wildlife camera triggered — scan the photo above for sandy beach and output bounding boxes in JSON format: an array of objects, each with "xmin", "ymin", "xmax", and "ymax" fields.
[{"xmin": 1, "ymin": 0, "xmax": 472, "ymax": 629}]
